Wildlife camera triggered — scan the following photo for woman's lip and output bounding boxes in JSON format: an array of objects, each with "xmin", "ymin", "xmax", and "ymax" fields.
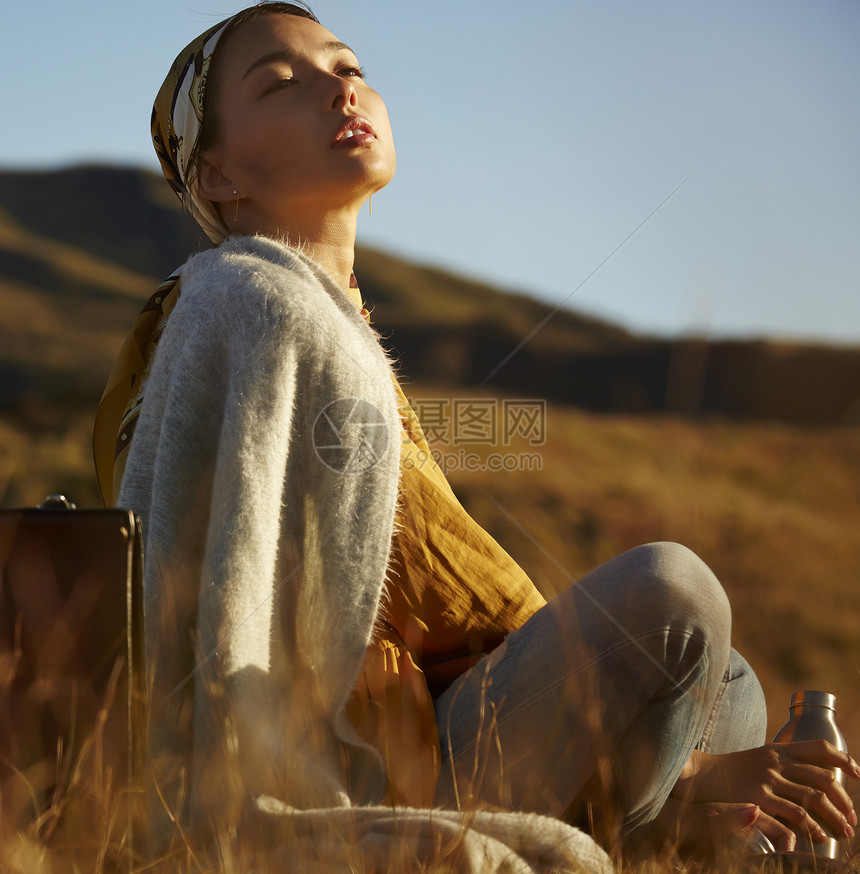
[{"xmin": 331, "ymin": 116, "xmax": 377, "ymax": 147}]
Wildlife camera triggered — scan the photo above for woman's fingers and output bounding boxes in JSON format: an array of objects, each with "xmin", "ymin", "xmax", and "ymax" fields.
[
  {"xmin": 757, "ymin": 769, "xmax": 855, "ymax": 843},
  {"xmin": 704, "ymin": 803, "xmax": 764, "ymax": 847},
  {"xmin": 779, "ymin": 740, "xmax": 860, "ymax": 780},
  {"xmin": 781, "ymin": 762, "xmax": 857, "ymax": 829},
  {"xmin": 760, "ymin": 790, "xmax": 839, "ymax": 844},
  {"xmin": 639, "ymin": 799, "xmax": 763, "ymax": 860},
  {"xmin": 770, "ymin": 742, "xmax": 858, "ymax": 838},
  {"xmin": 753, "ymin": 810, "xmax": 798, "ymax": 853},
  {"xmin": 673, "ymin": 744, "xmax": 860, "ymax": 841}
]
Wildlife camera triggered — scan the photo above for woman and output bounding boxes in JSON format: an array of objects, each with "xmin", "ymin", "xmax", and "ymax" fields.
[{"xmin": 94, "ymin": 1, "xmax": 858, "ymax": 864}]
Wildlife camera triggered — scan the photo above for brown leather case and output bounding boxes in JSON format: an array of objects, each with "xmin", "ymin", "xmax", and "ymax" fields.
[{"xmin": 0, "ymin": 501, "xmax": 144, "ymax": 854}]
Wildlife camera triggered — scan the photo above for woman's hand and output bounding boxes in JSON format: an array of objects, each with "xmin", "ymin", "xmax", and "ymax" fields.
[
  {"xmin": 628, "ymin": 797, "xmax": 766, "ymax": 861},
  {"xmin": 671, "ymin": 741, "xmax": 860, "ymax": 852}
]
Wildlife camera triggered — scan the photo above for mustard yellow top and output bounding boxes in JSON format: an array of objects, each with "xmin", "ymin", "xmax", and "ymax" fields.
[{"xmin": 346, "ymin": 381, "xmax": 547, "ymax": 807}]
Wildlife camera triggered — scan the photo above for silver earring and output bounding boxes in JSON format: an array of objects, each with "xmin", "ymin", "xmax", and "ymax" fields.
[{"xmin": 233, "ymin": 189, "xmax": 239, "ymax": 224}]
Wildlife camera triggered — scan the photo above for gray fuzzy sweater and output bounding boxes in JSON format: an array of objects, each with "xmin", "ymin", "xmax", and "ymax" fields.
[{"xmin": 120, "ymin": 235, "xmax": 400, "ymax": 821}]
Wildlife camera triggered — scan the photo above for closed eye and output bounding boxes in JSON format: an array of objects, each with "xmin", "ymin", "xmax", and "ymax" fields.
[{"xmin": 263, "ymin": 76, "xmax": 296, "ymax": 94}]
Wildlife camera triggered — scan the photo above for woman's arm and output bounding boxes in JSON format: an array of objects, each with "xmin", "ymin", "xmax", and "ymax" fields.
[
  {"xmin": 121, "ymin": 239, "xmax": 402, "ymax": 839},
  {"xmin": 671, "ymin": 741, "xmax": 860, "ymax": 850}
]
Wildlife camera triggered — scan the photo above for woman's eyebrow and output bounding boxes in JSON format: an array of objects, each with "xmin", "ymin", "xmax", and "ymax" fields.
[
  {"xmin": 243, "ymin": 50, "xmax": 293, "ymax": 80},
  {"xmin": 324, "ymin": 40, "xmax": 356, "ymax": 57},
  {"xmin": 242, "ymin": 41, "xmax": 357, "ymax": 81}
]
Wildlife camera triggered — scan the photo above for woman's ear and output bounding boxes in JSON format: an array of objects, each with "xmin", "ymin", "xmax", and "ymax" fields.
[{"xmin": 197, "ymin": 152, "xmax": 238, "ymax": 203}]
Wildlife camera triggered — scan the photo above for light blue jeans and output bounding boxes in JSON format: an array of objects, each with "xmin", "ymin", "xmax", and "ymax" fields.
[{"xmin": 434, "ymin": 542, "xmax": 767, "ymax": 833}]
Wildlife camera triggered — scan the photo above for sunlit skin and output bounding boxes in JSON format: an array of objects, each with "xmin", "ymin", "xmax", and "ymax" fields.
[
  {"xmin": 663, "ymin": 740, "xmax": 860, "ymax": 853},
  {"xmin": 197, "ymin": 13, "xmax": 396, "ymax": 293},
  {"xmin": 194, "ymin": 9, "xmax": 860, "ymax": 861}
]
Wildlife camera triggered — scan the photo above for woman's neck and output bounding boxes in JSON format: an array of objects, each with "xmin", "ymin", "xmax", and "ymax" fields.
[
  {"xmin": 304, "ymin": 235, "xmax": 356, "ymax": 297},
  {"xmin": 246, "ymin": 206, "xmax": 360, "ymax": 301}
]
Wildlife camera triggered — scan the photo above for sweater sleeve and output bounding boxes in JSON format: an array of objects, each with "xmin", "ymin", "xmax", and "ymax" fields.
[{"xmin": 118, "ymin": 241, "xmax": 401, "ymax": 840}]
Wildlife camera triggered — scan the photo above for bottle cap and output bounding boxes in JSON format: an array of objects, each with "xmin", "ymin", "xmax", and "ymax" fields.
[{"xmin": 790, "ymin": 690, "xmax": 836, "ymax": 710}]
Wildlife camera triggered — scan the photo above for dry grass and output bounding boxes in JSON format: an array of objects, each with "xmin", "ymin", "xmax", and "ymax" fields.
[
  {"xmin": 1, "ymin": 676, "xmax": 857, "ymax": 873},
  {"xmin": 1, "ymin": 388, "xmax": 859, "ymax": 871}
]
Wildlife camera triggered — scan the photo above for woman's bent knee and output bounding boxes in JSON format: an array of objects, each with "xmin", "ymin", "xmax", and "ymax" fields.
[
  {"xmin": 578, "ymin": 542, "xmax": 732, "ymax": 671},
  {"xmin": 607, "ymin": 542, "xmax": 729, "ymax": 623}
]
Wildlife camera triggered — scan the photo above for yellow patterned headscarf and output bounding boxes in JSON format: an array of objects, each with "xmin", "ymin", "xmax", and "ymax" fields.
[
  {"xmin": 96, "ymin": 5, "xmax": 325, "ymax": 504},
  {"xmin": 151, "ymin": 17, "xmax": 234, "ymax": 244}
]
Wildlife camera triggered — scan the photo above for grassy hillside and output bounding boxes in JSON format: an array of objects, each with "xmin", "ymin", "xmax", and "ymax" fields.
[{"xmin": 2, "ymin": 165, "xmax": 860, "ymax": 426}]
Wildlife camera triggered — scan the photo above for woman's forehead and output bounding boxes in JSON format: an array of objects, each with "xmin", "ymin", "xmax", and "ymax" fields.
[{"xmin": 220, "ymin": 13, "xmax": 352, "ymax": 74}]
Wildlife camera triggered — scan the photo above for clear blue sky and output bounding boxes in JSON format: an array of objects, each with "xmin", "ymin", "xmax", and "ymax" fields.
[{"xmin": 3, "ymin": 0, "xmax": 859, "ymax": 343}]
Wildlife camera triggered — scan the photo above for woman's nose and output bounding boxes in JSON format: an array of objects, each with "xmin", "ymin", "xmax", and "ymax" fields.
[{"xmin": 329, "ymin": 76, "xmax": 358, "ymax": 110}]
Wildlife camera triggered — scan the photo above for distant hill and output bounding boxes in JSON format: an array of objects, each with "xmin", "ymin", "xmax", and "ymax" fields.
[{"xmin": 1, "ymin": 164, "xmax": 859, "ymax": 427}]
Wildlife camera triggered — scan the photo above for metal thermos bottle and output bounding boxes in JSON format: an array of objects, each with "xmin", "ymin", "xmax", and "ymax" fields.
[{"xmin": 773, "ymin": 690, "xmax": 848, "ymax": 859}]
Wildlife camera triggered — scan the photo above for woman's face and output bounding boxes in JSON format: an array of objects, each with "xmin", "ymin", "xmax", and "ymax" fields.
[{"xmin": 201, "ymin": 13, "xmax": 396, "ymax": 233}]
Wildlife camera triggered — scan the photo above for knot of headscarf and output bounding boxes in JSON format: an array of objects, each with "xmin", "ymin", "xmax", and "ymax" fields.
[{"xmin": 151, "ymin": 17, "xmax": 234, "ymax": 243}]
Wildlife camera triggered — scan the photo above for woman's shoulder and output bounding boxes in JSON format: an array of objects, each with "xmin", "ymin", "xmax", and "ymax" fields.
[
  {"xmin": 177, "ymin": 234, "xmax": 333, "ymax": 314},
  {"xmin": 163, "ymin": 235, "xmax": 387, "ymax": 375}
]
